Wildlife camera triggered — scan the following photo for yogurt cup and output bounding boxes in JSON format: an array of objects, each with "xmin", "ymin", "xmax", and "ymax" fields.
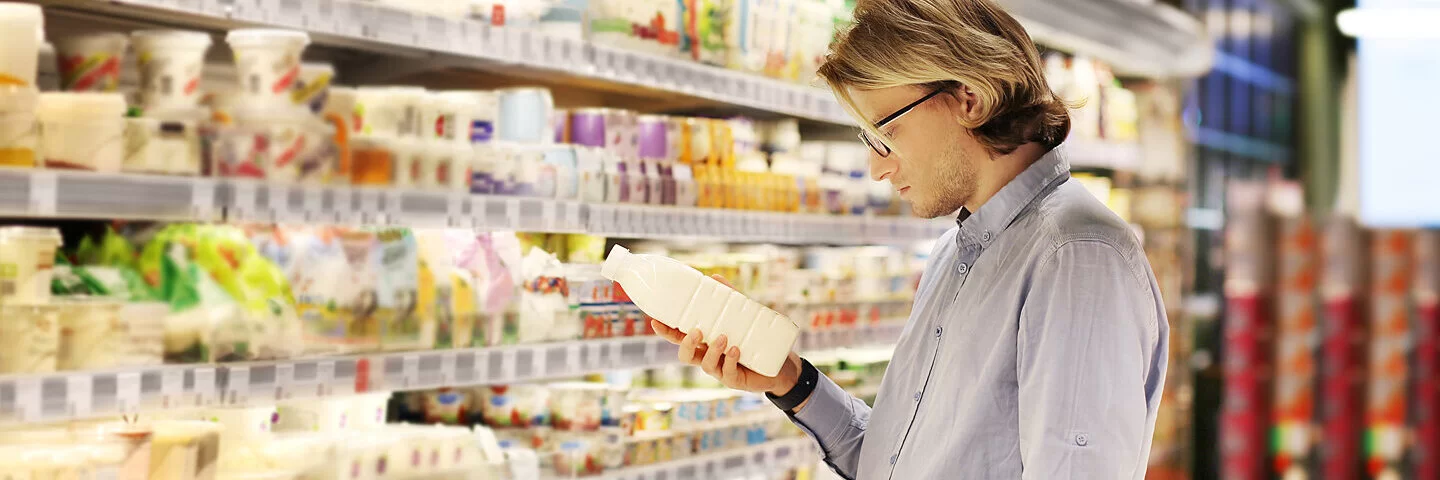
[
  {"xmin": 123, "ymin": 108, "xmax": 205, "ymax": 175},
  {"xmin": 131, "ymin": 30, "xmax": 213, "ymax": 111},
  {"xmin": 0, "ymin": 3, "xmax": 43, "ymax": 87},
  {"xmin": 35, "ymin": 92, "xmax": 128, "ymax": 171},
  {"xmin": 225, "ymin": 29, "xmax": 310, "ymax": 108},
  {"xmin": 0, "ymin": 305, "xmax": 58, "ymax": 374},
  {"xmin": 53, "ymin": 33, "xmax": 128, "ymax": 92},
  {"xmin": 0, "ymin": 226, "xmax": 61, "ymax": 305},
  {"xmin": 354, "ymin": 86, "xmax": 426, "ymax": 138},
  {"xmin": 231, "ymin": 106, "xmax": 336, "ymax": 183},
  {"xmin": 427, "ymin": 91, "xmax": 476, "ymax": 144},
  {"xmin": 0, "ymin": 86, "xmax": 38, "ymax": 167},
  {"xmin": 293, "ymin": 62, "xmax": 333, "ymax": 114},
  {"xmin": 496, "ymin": 87, "xmax": 554, "ymax": 144}
]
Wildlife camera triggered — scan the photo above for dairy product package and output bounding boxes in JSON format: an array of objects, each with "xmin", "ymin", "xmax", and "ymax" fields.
[
  {"xmin": 0, "ymin": 305, "xmax": 59, "ymax": 373},
  {"xmin": 286, "ymin": 228, "xmax": 368, "ymax": 354},
  {"xmin": 519, "ymin": 247, "xmax": 575, "ymax": 343},
  {"xmin": 601, "ymin": 245, "xmax": 798, "ymax": 376},
  {"xmin": 337, "ymin": 230, "xmax": 383, "ymax": 351},
  {"xmin": 415, "ymin": 229, "xmax": 453, "ymax": 348}
]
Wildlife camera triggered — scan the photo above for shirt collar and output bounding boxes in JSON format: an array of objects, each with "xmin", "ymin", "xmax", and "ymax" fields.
[{"xmin": 955, "ymin": 149, "xmax": 1070, "ymax": 248}]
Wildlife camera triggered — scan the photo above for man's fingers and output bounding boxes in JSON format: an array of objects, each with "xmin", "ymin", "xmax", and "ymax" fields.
[
  {"xmin": 652, "ymin": 319, "xmax": 684, "ymax": 344},
  {"xmin": 721, "ymin": 346, "xmax": 742, "ymax": 386},
  {"xmin": 701, "ymin": 334, "xmax": 727, "ymax": 376},
  {"xmin": 678, "ymin": 329, "xmax": 702, "ymax": 364},
  {"xmin": 710, "ymin": 274, "xmax": 735, "ymax": 289}
]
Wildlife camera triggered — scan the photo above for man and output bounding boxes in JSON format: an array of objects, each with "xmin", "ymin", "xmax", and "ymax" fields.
[{"xmin": 651, "ymin": 0, "xmax": 1168, "ymax": 478}]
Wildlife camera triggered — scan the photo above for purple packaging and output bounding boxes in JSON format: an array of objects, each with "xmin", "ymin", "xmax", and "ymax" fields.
[
  {"xmin": 637, "ymin": 115, "xmax": 668, "ymax": 160},
  {"xmin": 569, "ymin": 108, "xmax": 612, "ymax": 149}
]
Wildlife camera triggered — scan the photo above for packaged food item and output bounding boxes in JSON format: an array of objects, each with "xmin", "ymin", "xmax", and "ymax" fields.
[
  {"xmin": 225, "ymin": 29, "xmax": 310, "ymax": 108},
  {"xmin": 478, "ymin": 385, "xmax": 551, "ymax": 428},
  {"xmin": 601, "ymin": 245, "xmax": 798, "ymax": 376},
  {"xmin": 0, "ymin": 226, "xmax": 61, "ymax": 304},
  {"xmin": 130, "ymin": 30, "xmax": 213, "ymax": 112},
  {"xmin": 376, "ymin": 228, "xmax": 429, "ymax": 351},
  {"xmin": 54, "ymin": 33, "xmax": 127, "ymax": 92},
  {"xmin": 427, "ymin": 91, "xmax": 476, "ymax": 144},
  {"xmin": 0, "ymin": 3, "xmax": 42, "ymax": 88},
  {"xmin": 55, "ymin": 298, "xmax": 125, "ymax": 370},
  {"xmin": 117, "ymin": 302, "xmax": 167, "ymax": 367},
  {"xmin": 0, "ymin": 85, "xmax": 37, "ymax": 167},
  {"xmin": 549, "ymin": 383, "xmax": 606, "ymax": 431},
  {"xmin": 35, "ymin": 92, "xmax": 127, "ymax": 171},
  {"xmin": 496, "ymin": 87, "xmax": 554, "ymax": 144},
  {"xmin": 349, "ymin": 134, "xmax": 395, "ymax": 186},
  {"xmin": 231, "ymin": 107, "xmax": 336, "ymax": 183},
  {"xmin": 292, "ymin": 63, "xmax": 333, "ymax": 114},
  {"xmin": 0, "ymin": 304, "xmax": 58, "ymax": 373},
  {"xmin": 123, "ymin": 110, "xmax": 205, "ymax": 175},
  {"xmin": 276, "ymin": 396, "xmax": 352, "ymax": 432},
  {"xmin": 422, "ymin": 388, "xmax": 469, "ymax": 424},
  {"xmin": 519, "ymin": 247, "xmax": 575, "ymax": 343}
]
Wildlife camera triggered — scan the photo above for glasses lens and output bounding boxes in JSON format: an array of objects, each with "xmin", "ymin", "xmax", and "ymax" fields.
[{"xmin": 858, "ymin": 131, "xmax": 890, "ymax": 157}]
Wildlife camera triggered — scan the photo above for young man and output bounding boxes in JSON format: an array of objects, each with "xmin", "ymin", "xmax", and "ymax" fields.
[{"xmin": 651, "ymin": 0, "xmax": 1169, "ymax": 478}]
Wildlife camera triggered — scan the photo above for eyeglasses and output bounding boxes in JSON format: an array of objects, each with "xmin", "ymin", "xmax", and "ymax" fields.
[{"xmin": 857, "ymin": 88, "xmax": 948, "ymax": 158}]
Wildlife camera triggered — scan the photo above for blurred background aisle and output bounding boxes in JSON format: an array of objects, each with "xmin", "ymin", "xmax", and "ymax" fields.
[{"xmin": 0, "ymin": 0, "xmax": 1425, "ymax": 479}]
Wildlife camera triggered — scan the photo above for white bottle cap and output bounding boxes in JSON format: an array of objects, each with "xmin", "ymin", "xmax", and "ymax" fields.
[{"xmin": 600, "ymin": 244, "xmax": 630, "ymax": 281}]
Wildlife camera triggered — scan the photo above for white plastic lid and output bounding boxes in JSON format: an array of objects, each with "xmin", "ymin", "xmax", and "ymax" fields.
[
  {"xmin": 0, "ymin": 226, "xmax": 62, "ymax": 245},
  {"xmin": 35, "ymin": 92, "xmax": 128, "ymax": 120},
  {"xmin": 225, "ymin": 28, "xmax": 310, "ymax": 47},
  {"xmin": 131, "ymin": 30, "xmax": 213, "ymax": 49}
]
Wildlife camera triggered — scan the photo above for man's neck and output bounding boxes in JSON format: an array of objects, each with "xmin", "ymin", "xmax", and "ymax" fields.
[{"xmin": 964, "ymin": 143, "xmax": 1048, "ymax": 213}]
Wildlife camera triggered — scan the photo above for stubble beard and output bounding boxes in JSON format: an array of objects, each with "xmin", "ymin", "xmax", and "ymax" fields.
[{"xmin": 911, "ymin": 141, "xmax": 976, "ymax": 219}]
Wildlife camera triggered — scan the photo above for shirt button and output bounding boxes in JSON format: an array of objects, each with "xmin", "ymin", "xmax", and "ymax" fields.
[
  {"xmin": 957, "ymin": 263, "xmax": 968, "ymax": 275},
  {"xmin": 890, "ymin": 454, "xmax": 898, "ymax": 465},
  {"xmin": 914, "ymin": 391, "xmax": 922, "ymax": 402},
  {"xmin": 934, "ymin": 326, "xmax": 943, "ymax": 338},
  {"xmin": 982, "ymin": 231, "xmax": 992, "ymax": 241},
  {"xmin": 1075, "ymin": 433, "xmax": 1089, "ymax": 446}
]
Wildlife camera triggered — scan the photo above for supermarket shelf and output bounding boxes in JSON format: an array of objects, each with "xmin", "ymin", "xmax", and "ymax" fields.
[
  {"xmin": 796, "ymin": 323, "xmax": 906, "ymax": 352},
  {"xmin": 1006, "ymin": 0, "xmax": 1213, "ymax": 78},
  {"xmin": 39, "ymin": 0, "xmax": 850, "ymax": 124},
  {"xmin": 0, "ymin": 336, "xmax": 677, "ymax": 425},
  {"xmin": 596, "ymin": 438, "xmax": 819, "ymax": 480},
  {"xmin": 1062, "ymin": 140, "xmax": 1142, "ymax": 171},
  {"xmin": 0, "ymin": 169, "xmax": 950, "ymax": 245},
  {"xmin": 0, "ymin": 323, "xmax": 906, "ymax": 426}
]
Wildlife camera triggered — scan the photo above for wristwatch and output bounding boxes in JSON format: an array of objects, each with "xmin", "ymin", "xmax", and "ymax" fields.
[{"xmin": 766, "ymin": 357, "xmax": 818, "ymax": 414}]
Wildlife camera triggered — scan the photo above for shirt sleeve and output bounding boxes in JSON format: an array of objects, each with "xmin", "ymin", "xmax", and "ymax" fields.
[
  {"xmin": 1017, "ymin": 240, "xmax": 1162, "ymax": 479},
  {"xmin": 789, "ymin": 370, "xmax": 871, "ymax": 479}
]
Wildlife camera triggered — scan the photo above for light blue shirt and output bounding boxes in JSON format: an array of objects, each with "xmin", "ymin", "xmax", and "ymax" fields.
[{"xmin": 791, "ymin": 150, "xmax": 1169, "ymax": 479}]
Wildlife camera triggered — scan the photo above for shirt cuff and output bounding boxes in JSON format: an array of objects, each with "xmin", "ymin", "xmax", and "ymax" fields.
[{"xmin": 789, "ymin": 372, "xmax": 859, "ymax": 448}]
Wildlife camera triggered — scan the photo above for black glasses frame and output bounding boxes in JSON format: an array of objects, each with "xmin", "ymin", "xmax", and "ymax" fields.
[{"xmin": 857, "ymin": 87, "xmax": 948, "ymax": 158}]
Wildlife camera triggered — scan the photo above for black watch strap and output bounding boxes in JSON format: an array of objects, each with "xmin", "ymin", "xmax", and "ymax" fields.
[{"xmin": 766, "ymin": 358, "xmax": 818, "ymax": 414}]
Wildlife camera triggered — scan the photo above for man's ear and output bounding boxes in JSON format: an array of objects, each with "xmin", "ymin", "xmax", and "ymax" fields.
[{"xmin": 950, "ymin": 85, "xmax": 985, "ymax": 126}]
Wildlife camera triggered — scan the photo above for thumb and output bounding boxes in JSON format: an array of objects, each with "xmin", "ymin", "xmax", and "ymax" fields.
[{"xmin": 710, "ymin": 274, "xmax": 735, "ymax": 289}]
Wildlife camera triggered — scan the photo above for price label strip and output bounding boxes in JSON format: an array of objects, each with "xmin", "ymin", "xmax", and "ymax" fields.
[
  {"xmin": 225, "ymin": 367, "xmax": 250, "ymax": 406},
  {"xmin": 315, "ymin": 361, "xmax": 335, "ymax": 397},
  {"xmin": 193, "ymin": 368, "xmax": 217, "ymax": 406},
  {"xmin": 67, "ymin": 376, "xmax": 93, "ymax": 419},
  {"xmin": 274, "ymin": 364, "xmax": 294, "ymax": 401},
  {"xmin": 116, "ymin": 373, "xmax": 142, "ymax": 415}
]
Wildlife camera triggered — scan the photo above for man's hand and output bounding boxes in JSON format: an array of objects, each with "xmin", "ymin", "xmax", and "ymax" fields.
[{"xmin": 650, "ymin": 274, "xmax": 803, "ymax": 397}]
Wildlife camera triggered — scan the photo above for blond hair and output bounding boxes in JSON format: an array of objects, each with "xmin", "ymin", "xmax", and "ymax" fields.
[{"xmin": 819, "ymin": 0, "xmax": 1070, "ymax": 155}]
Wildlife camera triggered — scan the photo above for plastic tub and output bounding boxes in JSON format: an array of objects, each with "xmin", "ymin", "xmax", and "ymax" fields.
[
  {"xmin": 123, "ymin": 109, "xmax": 205, "ymax": 175},
  {"xmin": 354, "ymin": 86, "xmax": 426, "ymax": 138},
  {"xmin": 293, "ymin": 62, "xmax": 333, "ymax": 114},
  {"xmin": 55, "ymin": 298, "xmax": 125, "ymax": 370},
  {"xmin": 0, "ymin": 226, "xmax": 61, "ymax": 305},
  {"xmin": 117, "ymin": 302, "xmax": 167, "ymax": 367},
  {"xmin": 131, "ymin": 30, "xmax": 213, "ymax": 111},
  {"xmin": 228, "ymin": 107, "xmax": 336, "ymax": 183},
  {"xmin": 0, "ymin": 305, "xmax": 58, "ymax": 373},
  {"xmin": 0, "ymin": 86, "xmax": 38, "ymax": 167},
  {"xmin": 53, "ymin": 33, "xmax": 128, "ymax": 92},
  {"xmin": 348, "ymin": 392, "xmax": 391, "ymax": 430},
  {"xmin": 496, "ymin": 87, "xmax": 554, "ymax": 144},
  {"xmin": 0, "ymin": 3, "xmax": 42, "ymax": 87},
  {"xmin": 35, "ymin": 92, "xmax": 127, "ymax": 171},
  {"xmin": 350, "ymin": 134, "xmax": 395, "ymax": 186},
  {"xmin": 225, "ymin": 29, "xmax": 310, "ymax": 107}
]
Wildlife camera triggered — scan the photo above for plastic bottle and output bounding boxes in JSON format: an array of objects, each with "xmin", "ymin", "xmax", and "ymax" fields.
[{"xmin": 600, "ymin": 245, "xmax": 798, "ymax": 377}]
